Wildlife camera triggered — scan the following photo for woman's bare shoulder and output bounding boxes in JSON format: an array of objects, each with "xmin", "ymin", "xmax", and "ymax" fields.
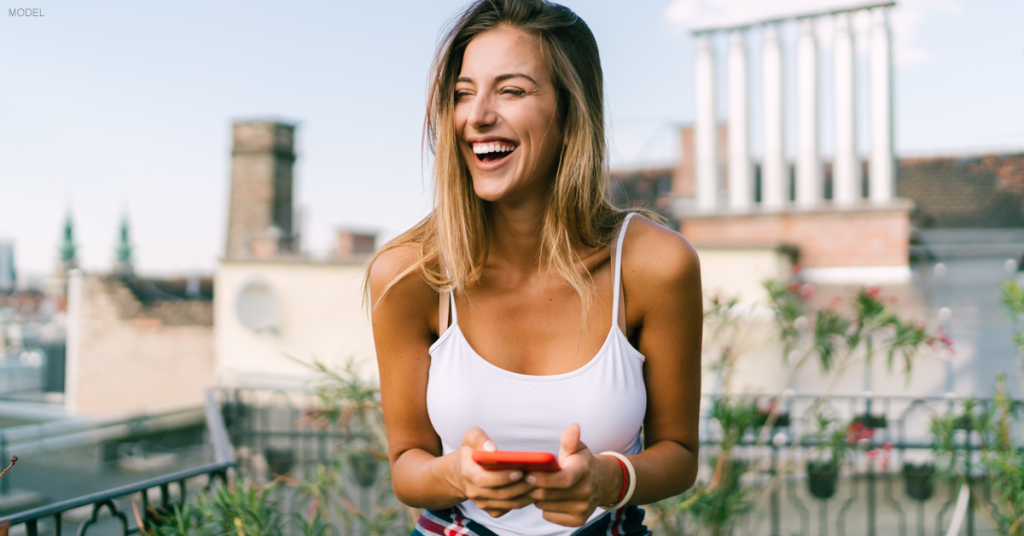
[
  {"xmin": 622, "ymin": 214, "xmax": 701, "ymax": 288},
  {"xmin": 369, "ymin": 244, "xmax": 420, "ymax": 290},
  {"xmin": 368, "ymin": 245, "xmax": 437, "ymax": 318}
]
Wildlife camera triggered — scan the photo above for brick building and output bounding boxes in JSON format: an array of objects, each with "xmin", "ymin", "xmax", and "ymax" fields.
[{"xmin": 609, "ymin": 126, "xmax": 1024, "ymax": 287}]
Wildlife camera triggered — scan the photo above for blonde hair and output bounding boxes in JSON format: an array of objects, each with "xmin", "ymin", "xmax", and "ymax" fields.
[{"xmin": 367, "ymin": 0, "xmax": 649, "ymax": 317}]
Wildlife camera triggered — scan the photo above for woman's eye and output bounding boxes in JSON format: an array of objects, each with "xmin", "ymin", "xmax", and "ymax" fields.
[
  {"xmin": 454, "ymin": 91, "xmax": 471, "ymax": 102},
  {"xmin": 501, "ymin": 88, "xmax": 526, "ymax": 96}
]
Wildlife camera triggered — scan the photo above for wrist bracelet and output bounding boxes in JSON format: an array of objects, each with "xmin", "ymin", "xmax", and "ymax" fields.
[{"xmin": 599, "ymin": 451, "xmax": 636, "ymax": 511}]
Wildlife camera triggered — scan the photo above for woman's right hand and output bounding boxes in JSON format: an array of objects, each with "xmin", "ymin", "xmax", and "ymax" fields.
[{"xmin": 453, "ymin": 427, "xmax": 537, "ymax": 518}]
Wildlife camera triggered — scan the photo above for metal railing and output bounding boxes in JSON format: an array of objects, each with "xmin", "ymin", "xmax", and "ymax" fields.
[
  {"xmin": 0, "ymin": 391, "xmax": 235, "ymax": 536},
  {"xmin": 220, "ymin": 387, "xmax": 1016, "ymax": 536},
  {"xmin": 694, "ymin": 393, "xmax": 1015, "ymax": 536},
  {"xmin": 3, "ymin": 386, "xmax": 1014, "ymax": 536}
]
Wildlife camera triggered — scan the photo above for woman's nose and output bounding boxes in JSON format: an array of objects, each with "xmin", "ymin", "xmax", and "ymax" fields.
[{"xmin": 467, "ymin": 93, "xmax": 497, "ymax": 129}]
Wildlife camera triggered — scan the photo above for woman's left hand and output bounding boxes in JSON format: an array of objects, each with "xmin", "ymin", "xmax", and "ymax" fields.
[{"xmin": 525, "ymin": 424, "xmax": 624, "ymax": 527}]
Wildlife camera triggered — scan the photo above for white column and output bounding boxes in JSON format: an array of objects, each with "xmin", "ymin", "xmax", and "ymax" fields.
[
  {"xmin": 833, "ymin": 13, "xmax": 859, "ymax": 205},
  {"xmin": 870, "ymin": 8, "xmax": 894, "ymax": 203},
  {"xmin": 762, "ymin": 24, "xmax": 786, "ymax": 209},
  {"xmin": 695, "ymin": 34, "xmax": 720, "ymax": 211},
  {"xmin": 796, "ymin": 18, "xmax": 822, "ymax": 207},
  {"xmin": 728, "ymin": 31, "xmax": 752, "ymax": 211}
]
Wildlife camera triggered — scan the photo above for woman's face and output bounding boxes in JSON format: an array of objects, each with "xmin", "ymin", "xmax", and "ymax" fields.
[{"xmin": 454, "ymin": 26, "xmax": 564, "ymax": 205}]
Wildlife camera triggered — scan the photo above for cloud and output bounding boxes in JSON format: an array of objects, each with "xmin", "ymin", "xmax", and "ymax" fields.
[{"xmin": 665, "ymin": 0, "xmax": 960, "ymax": 66}]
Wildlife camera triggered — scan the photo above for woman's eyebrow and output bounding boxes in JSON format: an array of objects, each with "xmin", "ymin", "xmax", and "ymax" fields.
[
  {"xmin": 455, "ymin": 74, "xmax": 539, "ymax": 85},
  {"xmin": 495, "ymin": 73, "xmax": 538, "ymax": 85}
]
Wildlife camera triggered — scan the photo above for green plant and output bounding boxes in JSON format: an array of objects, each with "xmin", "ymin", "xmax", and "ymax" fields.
[
  {"xmin": 654, "ymin": 397, "xmax": 757, "ymax": 536},
  {"xmin": 1002, "ymin": 280, "xmax": 1024, "ymax": 356},
  {"xmin": 969, "ymin": 376, "xmax": 1024, "ymax": 535},
  {"xmin": 703, "ymin": 294, "xmax": 749, "ymax": 393},
  {"xmin": 807, "ymin": 412, "xmax": 854, "ymax": 469},
  {"xmin": 144, "ymin": 479, "xmax": 284, "ymax": 536}
]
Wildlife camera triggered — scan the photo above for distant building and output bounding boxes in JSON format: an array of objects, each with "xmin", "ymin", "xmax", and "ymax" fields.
[
  {"xmin": 113, "ymin": 215, "xmax": 134, "ymax": 277},
  {"xmin": 224, "ymin": 121, "xmax": 299, "ymax": 261},
  {"xmin": 47, "ymin": 212, "xmax": 79, "ymax": 299},
  {"xmin": 65, "ymin": 272, "xmax": 215, "ymax": 414},
  {"xmin": 0, "ymin": 240, "xmax": 15, "ymax": 292},
  {"xmin": 216, "ymin": 120, "xmax": 377, "ymax": 388}
]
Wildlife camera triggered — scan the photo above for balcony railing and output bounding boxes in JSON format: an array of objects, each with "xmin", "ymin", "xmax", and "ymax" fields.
[
  {"xmin": 2, "ymin": 386, "xmax": 1016, "ymax": 536},
  {"xmin": 220, "ymin": 387, "xmax": 1016, "ymax": 536},
  {"xmin": 0, "ymin": 391, "xmax": 235, "ymax": 536}
]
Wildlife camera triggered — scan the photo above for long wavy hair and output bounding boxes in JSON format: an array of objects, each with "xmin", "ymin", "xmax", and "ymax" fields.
[{"xmin": 367, "ymin": 0, "xmax": 639, "ymax": 318}]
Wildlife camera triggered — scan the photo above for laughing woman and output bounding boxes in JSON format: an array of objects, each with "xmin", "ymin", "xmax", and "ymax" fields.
[{"xmin": 366, "ymin": 1, "xmax": 702, "ymax": 534}]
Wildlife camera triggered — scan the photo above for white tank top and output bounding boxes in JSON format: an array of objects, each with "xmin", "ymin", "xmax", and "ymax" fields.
[{"xmin": 426, "ymin": 213, "xmax": 647, "ymax": 536}]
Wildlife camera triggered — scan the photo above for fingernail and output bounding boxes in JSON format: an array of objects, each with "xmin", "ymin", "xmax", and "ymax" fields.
[
  {"xmin": 526, "ymin": 475, "xmax": 537, "ymax": 484},
  {"xmin": 483, "ymin": 440, "xmax": 496, "ymax": 452},
  {"xmin": 509, "ymin": 471, "xmax": 522, "ymax": 481}
]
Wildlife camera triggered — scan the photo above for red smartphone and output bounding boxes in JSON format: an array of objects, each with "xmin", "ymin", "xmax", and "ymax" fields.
[{"xmin": 472, "ymin": 451, "xmax": 561, "ymax": 472}]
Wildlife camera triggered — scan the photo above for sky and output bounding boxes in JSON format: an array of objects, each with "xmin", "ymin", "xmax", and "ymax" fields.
[{"xmin": 1, "ymin": 0, "xmax": 1022, "ymax": 279}]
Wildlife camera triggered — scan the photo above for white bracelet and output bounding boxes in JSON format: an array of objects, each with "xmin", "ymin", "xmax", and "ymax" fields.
[{"xmin": 599, "ymin": 451, "xmax": 636, "ymax": 511}]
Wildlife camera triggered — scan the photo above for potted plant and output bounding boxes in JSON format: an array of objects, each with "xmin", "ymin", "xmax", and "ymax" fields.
[
  {"xmin": 709, "ymin": 397, "xmax": 758, "ymax": 491},
  {"xmin": 851, "ymin": 413, "xmax": 887, "ymax": 430},
  {"xmin": 902, "ymin": 462, "xmax": 935, "ymax": 501},
  {"xmin": 753, "ymin": 400, "xmax": 790, "ymax": 429},
  {"xmin": 264, "ymin": 446, "xmax": 295, "ymax": 477},
  {"xmin": 806, "ymin": 413, "xmax": 855, "ymax": 500},
  {"xmin": 348, "ymin": 449, "xmax": 381, "ymax": 489}
]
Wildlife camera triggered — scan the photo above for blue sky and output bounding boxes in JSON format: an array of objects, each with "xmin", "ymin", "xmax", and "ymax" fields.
[{"xmin": 1, "ymin": 0, "xmax": 1021, "ymax": 277}]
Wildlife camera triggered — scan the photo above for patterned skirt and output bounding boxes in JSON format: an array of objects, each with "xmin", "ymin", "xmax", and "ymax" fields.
[{"xmin": 411, "ymin": 505, "xmax": 650, "ymax": 536}]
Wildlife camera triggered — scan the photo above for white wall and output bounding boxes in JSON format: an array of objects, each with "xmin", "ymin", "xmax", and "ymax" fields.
[
  {"xmin": 695, "ymin": 247, "xmax": 793, "ymax": 305},
  {"xmin": 65, "ymin": 272, "xmax": 215, "ymax": 414},
  {"xmin": 215, "ymin": 261, "xmax": 376, "ymax": 387}
]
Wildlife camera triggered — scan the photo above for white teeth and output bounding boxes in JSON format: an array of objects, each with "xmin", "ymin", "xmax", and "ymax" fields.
[{"xmin": 472, "ymin": 142, "xmax": 517, "ymax": 154}]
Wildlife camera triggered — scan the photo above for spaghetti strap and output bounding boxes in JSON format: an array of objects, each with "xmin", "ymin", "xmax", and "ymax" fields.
[
  {"xmin": 449, "ymin": 287, "xmax": 458, "ymax": 324},
  {"xmin": 612, "ymin": 213, "xmax": 635, "ymax": 325}
]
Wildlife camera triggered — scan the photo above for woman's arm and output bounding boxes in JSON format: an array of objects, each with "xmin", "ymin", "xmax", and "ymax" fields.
[
  {"xmin": 626, "ymin": 216, "xmax": 703, "ymax": 502},
  {"xmin": 369, "ymin": 247, "xmax": 536, "ymax": 514}
]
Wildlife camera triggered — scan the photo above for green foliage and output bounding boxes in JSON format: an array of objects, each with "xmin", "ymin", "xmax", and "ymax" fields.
[
  {"xmin": 764, "ymin": 277, "xmax": 940, "ymax": 384},
  {"xmin": 1003, "ymin": 280, "xmax": 1024, "ymax": 357},
  {"xmin": 885, "ymin": 319, "xmax": 930, "ymax": 375},
  {"xmin": 673, "ymin": 483, "xmax": 755, "ymax": 536},
  {"xmin": 977, "ymin": 377, "xmax": 1024, "ymax": 536},
  {"xmin": 146, "ymin": 359, "xmax": 412, "ymax": 536},
  {"xmin": 813, "ymin": 309, "xmax": 850, "ymax": 372},
  {"xmin": 764, "ymin": 279, "xmax": 804, "ymax": 359},
  {"xmin": 145, "ymin": 480, "xmax": 283, "ymax": 536},
  {"xmin": 710, "ymin": 397, "xmax": 757, "ymax": 451},
  {"xmin": 807, "ymin": 412, "xmax": 854, "ymax": 468}
]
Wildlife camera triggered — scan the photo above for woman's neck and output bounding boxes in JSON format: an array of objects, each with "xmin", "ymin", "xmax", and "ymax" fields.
[{"xmin": 486, "ymin": 197, "xmax": 547, "ymax": 276}]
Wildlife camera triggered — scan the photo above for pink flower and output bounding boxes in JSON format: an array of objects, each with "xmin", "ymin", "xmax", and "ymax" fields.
[
  {"xmin": 936, "ymin": 326, "xmax": 955, "ymax": 351},
  {"xmin": 800, "ymin": 283, "xmax": 815, "ymax": 299},
  {"xmin": 865, "ymin": 286, "xmax": 881, "ymax": 298}
]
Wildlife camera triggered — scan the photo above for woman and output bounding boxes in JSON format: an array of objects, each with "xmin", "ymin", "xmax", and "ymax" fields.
[{"xmin": 367, "ymin": 0, "xmax": 702, "ymax": 534}]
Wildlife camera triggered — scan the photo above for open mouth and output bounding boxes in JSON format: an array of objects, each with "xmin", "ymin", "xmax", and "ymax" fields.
[{"xmin": 472, "ymin": 141, "xmax": 518, "ymax": 162}]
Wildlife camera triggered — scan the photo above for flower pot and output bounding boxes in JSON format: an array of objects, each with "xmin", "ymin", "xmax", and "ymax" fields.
[
  {"xmin": 854, "ymin": 413, "xmax": 887, "ymax": 429},
  {"xmin": 902, "ymin": 462, "xmax": 935, "ymax": 501},
  {"xmin": 754, "ymin": 411, "xmax": 790, "ymax": 428},
  {"xmin": 349, "ymin": 450, "xmax": 380, "ymax": 489},
  {"xmin": 264, "ymin": 446, "xmax": 294, "ymax": 477},
  {"xmin": 807, "ymin": 461, "xmax": 839, "ymax": 500}
]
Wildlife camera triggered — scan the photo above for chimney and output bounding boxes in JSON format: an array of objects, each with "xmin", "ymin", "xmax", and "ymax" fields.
[
  {"xmin": 224, "ymin": 121, "xmax": 297, "ymax": 260},
  {"xmin": 334, "ymin": 229, "xmax": 376, "ymax": 263}
]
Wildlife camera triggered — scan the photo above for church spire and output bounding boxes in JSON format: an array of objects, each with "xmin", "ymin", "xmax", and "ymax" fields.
[
  {"xmin": 114, "ymin": 214, "xmax": 134, "ymax": 277},
  {"xmin": 59, "ymin": 211, "xmax": 78, "ymax": 268}
]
